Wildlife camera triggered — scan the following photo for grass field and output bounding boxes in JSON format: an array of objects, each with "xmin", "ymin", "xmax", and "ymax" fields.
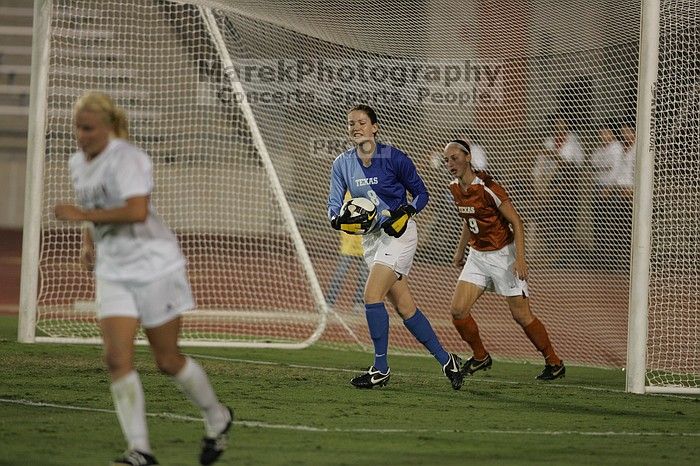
[{"xmin": 1, "ymin": 315, "xmax": 698, "ymax": 465}]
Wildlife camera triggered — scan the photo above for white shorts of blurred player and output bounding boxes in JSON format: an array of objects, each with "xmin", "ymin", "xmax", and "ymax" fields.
[
  {"xmin": 362, "ymin": 219, "xmax": 417, "ymax": 278},
  {"xmin": 96, "ymin": 267, "xmax": 195, "ymax": 328},
  {"xmin": 459, "ymin": 242, "xmax": 529, "ymax": 298}
]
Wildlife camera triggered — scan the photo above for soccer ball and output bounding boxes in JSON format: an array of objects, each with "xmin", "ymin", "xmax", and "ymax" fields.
[{"xmin": 338, "ymin": 197, "xmax": 378, "ymax": 235}]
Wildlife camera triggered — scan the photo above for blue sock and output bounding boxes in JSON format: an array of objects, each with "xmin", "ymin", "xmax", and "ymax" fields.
[
  {"xmin": 365, "ymin": 302, "xmax": 389, "ymax": 373},
  {"xmin": 403, "ymin": 309, "xmax": 450, "ymax": 366}
]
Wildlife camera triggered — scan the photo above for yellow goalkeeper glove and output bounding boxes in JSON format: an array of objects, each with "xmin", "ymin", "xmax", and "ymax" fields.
[
  {"xmin": 339, "ymin": 222, "xmax": 364, "ymax": 234},
  {"xmin": 331, "ymin": 210, "xmax": 377, "ymax": 235},
  {"xmin": 381, "ymin": 204, "xmax": 416, "ymax": 238}
]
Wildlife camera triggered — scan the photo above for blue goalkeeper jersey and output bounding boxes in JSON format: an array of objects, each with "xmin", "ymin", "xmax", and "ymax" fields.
[{"xmin": 327, "ymin": 143, "xmax": 429, "ymax": 232}]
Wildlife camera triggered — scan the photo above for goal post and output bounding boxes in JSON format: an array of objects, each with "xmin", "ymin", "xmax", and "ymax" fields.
[
  {"xmin": 626, "ymin": 0, "xmax": 658, "ymax": 395},
  {"xmin": 19, "ymin": 0, "xmax": 333, "ymax": 349},
  {"xmin": 19, "ymin": 0, "xmax": 699, "ymax": 388},
  {"xmin": 627, "ymin": 0, "xmax": 700, "ymax": 395},
  {"xmin": 18, "ymin": 0, "xmax": 52, "ymax": 344},
  {"xmin": 195, "ymin": 6, "xmax": 330, "ymax": 348}
]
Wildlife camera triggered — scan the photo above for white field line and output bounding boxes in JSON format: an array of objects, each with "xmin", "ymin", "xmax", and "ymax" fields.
[
  {"xmin": 182, "ymin": 352, "xmax": 681, "ymax": 397},
  {"xmin": 186, "ymin": 352, "xmax": 700, "ymax": 400},
  {"xmin": 1, "ymin": 398, "xmax": 698, "ymax": 437}
]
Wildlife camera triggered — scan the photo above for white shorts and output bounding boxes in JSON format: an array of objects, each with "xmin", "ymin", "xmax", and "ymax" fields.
[
  {"xmin": 362, "ymin": 219, "xmax": 417, "ymax": 277},
  {"xmin": 459, "ymin": 242, "xmax": 529, "ymax": 297},
  {"xmin": 95, "ymin": 267, "xmax": 195, "ymax": 328}
]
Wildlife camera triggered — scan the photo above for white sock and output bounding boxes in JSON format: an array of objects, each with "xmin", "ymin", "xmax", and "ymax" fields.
[
  {"xmin": 174, "ymin": 356, "xmax": 229, "ymax": 437},
  {"xmin": 110, "ymin": 370, "xmax": 151, "ymax": 453}
]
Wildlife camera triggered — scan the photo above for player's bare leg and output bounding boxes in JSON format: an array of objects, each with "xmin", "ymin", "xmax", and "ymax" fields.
[
  {"xmin": 146, "ymin": 317, "xmax": 232, "ymax": 465},
  {"xmin": 145, "ymin": 316, "xmax": 185, "ymax": 374},
  {"xmin": 385, "ymin": 277, "xmax": 416, "ymax": 319},
  {"xmin": 363, "ymin": 263, "xmax": 399, "ymax": 304},
  {"xmin": 506, "ymin": 296, "xmax": 565, "ymax": 380},
  {"xmin": 101, "ymin": 317, "xmax": 140, "ymax": 381},
  {"xmin": 450, "ymin": 280, "xmax": 485, "ymax": 322}
]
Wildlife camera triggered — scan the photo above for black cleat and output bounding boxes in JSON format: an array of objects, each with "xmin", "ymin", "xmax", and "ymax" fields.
[
  {"xmin": 350, "ymin": 366, "xmax": 391, "ymax": 388},
  {"xmin": 199, "ymin": 406, "xmax": 234, "ymax": 465},
  {"xmin": 462, "ymin": 354, "xmax": 493, "ymax": 376},
  {"xmin": 536, "ymin": 362, "xmax": 566, "ymax": 380},
  {"xmin": 442, "ymin": 353, "xmax": 464, "ymax": 390},
  {"xmin": 111, "ymin": 450, "xmax": 159, "ymax": 466}
]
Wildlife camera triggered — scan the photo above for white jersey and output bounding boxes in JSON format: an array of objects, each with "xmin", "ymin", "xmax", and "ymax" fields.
[
  {"xmin": 559, "ymin": 133, "xmax": 585, "ymax": 165},
  {"xmin": 614, "ymin": 142, "xmax": 636, "ymax": 188},
  {"xmin": 546, "ymin": 133, "xmax": 585, "ymax": 165},
  {"xmin": 69, "ymin": 139, "xmax": 185, "ymax": 283},
  {"xmin": 591, "ymin": 140, "xmax": 625, "ymax": 186}
]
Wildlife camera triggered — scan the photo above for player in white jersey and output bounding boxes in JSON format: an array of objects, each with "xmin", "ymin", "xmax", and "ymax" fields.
[
  {"xmin": 328, "ymin": 104, "xmax": 463, "ymax": 391},
  {"xmin": 54, "ymin": 91, "xmax": 232, "ymax": 466}
]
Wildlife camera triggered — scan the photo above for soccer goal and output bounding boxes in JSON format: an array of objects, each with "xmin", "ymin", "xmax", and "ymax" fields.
[
  {"xmin": 19, "ymin": 0, "xmax": 698, "ymax": 394},
  {"xmin": 626, "ymin": 0, "xmax": 700, "ymax": 395}
]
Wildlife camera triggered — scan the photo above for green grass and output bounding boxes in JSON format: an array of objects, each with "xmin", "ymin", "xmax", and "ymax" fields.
[{"xmin": 1, "ymin": 316, "xmax": 698, "ymax": 465}]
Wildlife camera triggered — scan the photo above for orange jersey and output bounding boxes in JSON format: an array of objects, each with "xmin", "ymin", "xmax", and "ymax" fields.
[{"xmin": 449, "ymin": 172, "xmax": 514, "ymax": 251}]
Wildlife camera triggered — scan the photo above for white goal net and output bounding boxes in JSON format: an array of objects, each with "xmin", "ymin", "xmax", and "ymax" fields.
[{"xmin": 20, "ymin": 0, "xmax": 699, "ymax": 388}]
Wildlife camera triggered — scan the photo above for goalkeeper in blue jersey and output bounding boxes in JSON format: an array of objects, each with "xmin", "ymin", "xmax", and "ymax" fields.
[{"xmin": 327, "ymin": 104, "xmax": 463, "ymax": 390}]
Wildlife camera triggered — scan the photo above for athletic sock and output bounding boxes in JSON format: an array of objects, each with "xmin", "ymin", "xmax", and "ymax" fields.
[
  {"xmin": 110, "ymin": 370, "xmax": 151, "ymax": 454},
  {"xmin": 452, "ymin": 315, "xmax": 489, "ymax": 360},
  {"xmin": 365, "ymin": 302, "xmax": 390, "ymax": 373},
  {"xmin": 174, "ymin": 356, "xmax": 230, "ymax": 437},
  {"xmin": 523, "ymin": 318, "xmax": 562, "ymax": 366},
  {"xmin": 403, "ymin": 309, "xmax": 450, "ymax": 366}
]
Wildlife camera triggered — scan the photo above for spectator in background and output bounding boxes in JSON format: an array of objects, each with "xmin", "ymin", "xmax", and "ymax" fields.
[
  {"xmin": 618, "ymin": 119, "xmax": 636, "ymax": 197},
  {"xmin": 544, "ymin": 116, "xmax": 585, "ymax": 268},
  {"xmin": 326, "ymin": 193, "xmax": 368, "ymax": 312},
  {"xmin": 591, "ymin": 120, "xmax": 625, "ymax": 268},
  {"xmin": 591, "ymin": 120, "xmax": 625, "ymax": 190},
  {"xmin": 531, "ymin": 140, "xmax": 559, "ymax": 246},
  {"xmin": 613, "ymin": 119, "xmax": 636, "ymax": 268}
]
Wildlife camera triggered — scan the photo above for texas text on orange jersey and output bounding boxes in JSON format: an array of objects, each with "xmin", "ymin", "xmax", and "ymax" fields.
[{"xmin": 449, "ymin": 171, "xmax": 514, "ymax": 251}]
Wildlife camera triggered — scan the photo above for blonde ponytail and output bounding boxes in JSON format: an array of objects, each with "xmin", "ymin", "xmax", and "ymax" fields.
[
  {"xmin": 111, "ymin": 106, "xmax": 129, "ymax": 139},
  {"xmin": 73, "ymin": 91, "xmax": 129, "ymax": 139}
]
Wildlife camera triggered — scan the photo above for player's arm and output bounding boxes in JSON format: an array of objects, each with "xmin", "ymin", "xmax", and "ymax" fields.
[
  {"xmin": 80, "ymin": 223, "xmax": 95, "ymax": 271},
  {"xmin": 397, "ymin": 150, "xmax": 429, "ymax": 213},
  {"xmin": 498, "ymin": 200, "xmax": 528, "ymax": 280},
  {"xmin": 327, "ymin": 161, "xmax": 347, "ymax": 229},
  {"xmin": 55, "ymin": 196, "xmax": 148, "ymax": 224},
  {"xmin": 453, "ymin": 220, "xmax": 471, "ymax": 267},
  {"xmin": 382, "ymin": 150, "xmax": 429, "ymax": 237}
]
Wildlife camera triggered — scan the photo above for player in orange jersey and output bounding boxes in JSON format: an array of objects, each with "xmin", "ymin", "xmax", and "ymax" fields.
[{"xmin": 442, "ymin": 139, "xmax": 565, "ymax": 380}]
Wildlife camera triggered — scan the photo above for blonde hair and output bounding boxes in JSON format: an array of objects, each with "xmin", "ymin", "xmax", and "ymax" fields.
[{"xmin": 73, "ymin": 91, "xmax": 129, "ymax": 139}]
